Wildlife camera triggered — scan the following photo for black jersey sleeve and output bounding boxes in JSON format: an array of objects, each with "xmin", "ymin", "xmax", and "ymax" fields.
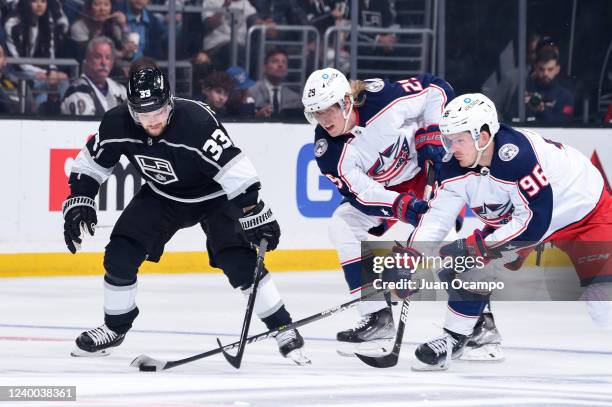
[{"xmin": 68, "ymin": 109, "xmax": 126, "ymax": 198}]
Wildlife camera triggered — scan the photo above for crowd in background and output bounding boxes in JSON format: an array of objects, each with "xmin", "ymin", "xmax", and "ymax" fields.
[{"xmin": 0, "ymin": 0, "xmax": 611, "ymax": 124}]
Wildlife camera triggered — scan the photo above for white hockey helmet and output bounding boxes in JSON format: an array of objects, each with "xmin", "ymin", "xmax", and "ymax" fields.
[
  {"xmin": 439, "ymin": 93, "xmax": 500, "ymax": 168},
  {"xmin": 302, "ymin": 68, "xmax": 353, "ymax": 126}
]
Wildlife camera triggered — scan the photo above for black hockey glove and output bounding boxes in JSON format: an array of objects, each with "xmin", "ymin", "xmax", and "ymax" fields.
[
  {"xmin": 62, "ymin": 196, "xmax": 97, "ymax": 254},
  {"xmin": 380, "ymin": 244, "xmax": 423, "ymax": 300},
  {"xmin": 439, "ymin": 230, "xmax": 502, "ymax": 273},
  {"xmin": 239, "ymin": 200, "xmax": 280, "ymax": 251}
]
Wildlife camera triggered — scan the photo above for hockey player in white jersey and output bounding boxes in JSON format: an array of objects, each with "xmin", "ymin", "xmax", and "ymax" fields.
[
  {"xmin": 301, "ymin": 68, "xmax": 455, "ymax": 354},
  {"xmin": 405, "ymin": 93, "xmax": 612, "ymax": 370}
]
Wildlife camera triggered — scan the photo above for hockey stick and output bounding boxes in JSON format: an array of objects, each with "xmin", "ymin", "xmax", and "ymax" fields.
[
  {"xmin": 131, "ymin": 289, "xmax": 383, "ymax": 372},
  {"xmin": 355, "ymin": 160, "xmax": 437, "ymax": 368},
  {"xmin": 217, "ymin": 238, "xmax": 268, "ymax": 369}
]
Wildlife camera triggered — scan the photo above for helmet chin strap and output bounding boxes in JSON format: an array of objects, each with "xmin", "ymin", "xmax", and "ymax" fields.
[
  {"xmin": 340, "ymin": 97, "xmax": 355, "ymax": 134},
  {"xmin": 468, "ymin": 134, "xmax": 495, "ymax": 168}
]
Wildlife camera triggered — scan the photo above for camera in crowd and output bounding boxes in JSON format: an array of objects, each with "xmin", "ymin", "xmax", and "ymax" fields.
[{"xmin": 528, "ymin": 92, "xmax": 543, "ymax": 108}]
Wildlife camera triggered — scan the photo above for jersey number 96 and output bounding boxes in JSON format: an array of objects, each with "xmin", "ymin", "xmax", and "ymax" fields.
[{"xmin": 519, "ymin": 164, "xmax": 549, "ymax": 197}]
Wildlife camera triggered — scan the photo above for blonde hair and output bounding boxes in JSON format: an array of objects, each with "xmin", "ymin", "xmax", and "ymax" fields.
[{"xmin": 350, "ymin": 80, "xmax": 367, "ymax": 107}]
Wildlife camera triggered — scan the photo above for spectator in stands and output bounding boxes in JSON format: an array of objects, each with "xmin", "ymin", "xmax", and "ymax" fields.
[
  {"xmin": 201, "ymin": 0, "xmax": 258, "ymax": 69},
  {"xmin": 248, "ymin": 48, "xmax": 302, "ymax": 118},
  {"xmin": 47, "ymin": 0, "xmax": 69, "ymax": 49},
  {"xmin": 250, "ymin": 0, "xmax": 308, "ymax": 28},
  {"xmin": 4, "ymin": 0, "xmax": 70, "ymax": 104},
  {"xmin": 61, "ymin": 0, "xmax": 86, "ymax": 23},
  {"xmin": 0, "ymin": 43, "xmax": 36, "ymax": 113},
  {"xmin": 176, "ymin": 0, "xmax": 205, "ymax": 59},
  {"xmin": 522, "ymin": 47, "xmax": 574, "ymax": 123},
  {"xmin": 199, "ymin": 70, "xmax": 234, "ymax": 115},
  {"xmin": 493, "ymin": 33, "xmax": 564, "ymax": 121},
  {"xmin": 191, "ymin": 50, "xmax": 214, "ymax": 98},
  {"xmin": 300, "ymin": 0, "xmax": 349, "ymax": 72},
  {"xmin": 528, "ymin": 35, "xmax": 559, "ymax": 77},
  {"xmin": 1, "ymin": 0, "xmax": 69, "ymax": 45},
  {"xmin": 60, "ymin": 36, "xmax": 126, "ymax": 116},
  {"xmin": 118, "ymin": 0, "xmax": 165, "ymax": 60},
  {"xmin": 225, "ymin": 65, "xmax": 256, "ymax": 117},
  {"xmin": 342, "ymin": 0, "xmax": 397, "ymax": 52},
  {"xmin": 69, "ymin": 0, "xmax": 136, "ymax": 62},
  {"xmin": 301, "ymin": 0, "xmax": 346, "ymax": 35}
]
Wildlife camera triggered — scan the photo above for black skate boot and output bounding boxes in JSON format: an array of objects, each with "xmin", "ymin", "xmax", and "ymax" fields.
[
  {"xmin": 71, "ymin": 324, "xmax": 125, "ymax": 357},
  {"xmin": 275, "ymin": 329, "xmax": 311, "ymax": 365},
  {"xmin": 336, "ymin": 307, "xmax": 396, "ymax": 357},
  {"xmin": 413, "ymin": 329, "xmax": 467, "ymax": 371},
  {"xmin": 462, "ymin": 311, "xmax": 505, "ymax": 361}
]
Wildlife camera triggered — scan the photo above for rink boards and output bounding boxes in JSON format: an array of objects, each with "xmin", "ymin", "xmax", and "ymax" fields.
[{"xmin": 0, "ymin": 120, "xmax": 610, "ymax": 276}]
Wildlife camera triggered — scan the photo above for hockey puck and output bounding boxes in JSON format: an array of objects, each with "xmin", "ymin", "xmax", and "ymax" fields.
[{"xmin": 139, "ymin": 365, "xmax": 157, "ymax": 372}]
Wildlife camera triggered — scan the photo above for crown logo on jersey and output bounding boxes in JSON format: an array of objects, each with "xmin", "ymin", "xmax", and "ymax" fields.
[
  {"xmin": 471, "ymin": 201, "xmax": 514, "ymax": 226},
  {"xmin": 134, "ymin": 155, "xmax": 178, "ymax": 185},
  {"xmin": 367, "ymin": 137, "xmax": 411, "ymax": 184}
]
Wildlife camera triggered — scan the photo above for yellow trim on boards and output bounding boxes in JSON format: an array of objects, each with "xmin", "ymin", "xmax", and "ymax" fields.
[
  {"xmin": 0, "ymin": 248, "xmax": 572, "ymax": 278},
  {"xmin": 0, "ymin": 250, "xmax": 341, "ymax": 278}
]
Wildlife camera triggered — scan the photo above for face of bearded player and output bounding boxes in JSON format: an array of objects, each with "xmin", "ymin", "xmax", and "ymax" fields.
[{"xmin": 135, "ymin": 103, "xmax": 172, "ymax": 137}]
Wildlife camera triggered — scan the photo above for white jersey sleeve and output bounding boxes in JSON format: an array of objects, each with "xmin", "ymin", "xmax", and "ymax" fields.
[
  {"xmin": 409, "ymin": 175, "xmax": 467, "ymax": 244},
  {"xmin": 338, "ymin": 141, "xmax": 399, "ymax": 209}
]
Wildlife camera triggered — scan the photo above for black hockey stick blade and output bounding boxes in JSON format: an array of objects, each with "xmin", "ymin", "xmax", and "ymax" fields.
[
  {"xmin": 217, "ymin": 338, "xmax": 243, "ymax": 368},
  {"xmin": 355, "ymin": 348, "xmax": 400, "ymax": 368},
  {"xmin": 217, "ymin": 238, "xmax": 268, "ymax": 369},
  {"xmin": 354, "ymin": 296, "xmax": 411, "ymax": 368}
]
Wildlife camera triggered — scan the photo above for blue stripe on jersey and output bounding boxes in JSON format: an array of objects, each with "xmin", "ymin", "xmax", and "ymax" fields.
[{"xmin": 490, "ymin": 125, "xmax": 553, "ymax": 244}]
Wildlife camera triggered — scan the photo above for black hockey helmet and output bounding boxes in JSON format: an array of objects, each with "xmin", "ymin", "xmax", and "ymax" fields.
[{"xmin": 127, "ymin": 67, "xmax": 171, "ymax": 114}]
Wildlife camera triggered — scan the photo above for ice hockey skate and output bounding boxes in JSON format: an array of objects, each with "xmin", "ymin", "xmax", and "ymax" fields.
[
  {"xmin": 461, "ymin": 311, "xmax": 505, "ymax": 362},
  {"xmin": 412, "ymin": 329, "xmax": 468, "ymax": 371},
  {"xmin": 336, "ymin": 307, "xmax": 396, "ymax": 357},
  {"xmin": 70, "ymin": 324, "xmax": 125, "ymax": 357},
  {"xmin": 275, "ymin": 329, "xmax": 311, "ymax": 365}
]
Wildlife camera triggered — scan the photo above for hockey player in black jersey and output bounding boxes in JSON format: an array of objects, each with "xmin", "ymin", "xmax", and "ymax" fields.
[{"xmin": 62, "ymin": 63, "xmax": 310, "ymax": 365}]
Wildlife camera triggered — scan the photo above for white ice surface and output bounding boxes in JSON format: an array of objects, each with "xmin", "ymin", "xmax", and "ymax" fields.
[{"xmin": 1, "ymin": 271, "xmax": 612, "ymax": 407}]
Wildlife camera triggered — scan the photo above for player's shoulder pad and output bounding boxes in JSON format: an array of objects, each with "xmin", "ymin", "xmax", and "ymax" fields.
[
  {"xmin": 416, "ymin": 73, "xmax": 456, "ymax": 101},
  {"xmin": 355, "ymin": 79, "xmax": 407, "ymax": 124},
  {"xmin": 173, "ymin": 97, "xmax": 217, "ymax": 124},
  {"xmin": 98, "ymin": 103, "xmax": 132, "ymax": 136},
  {"xmin": 490, "ymin": 124, "xmax": 540, "ymax": 183},
  {"xmin": 314, "ymin": 125, "xmax": 352, "ymax": 175},
  {"xmin": 172, "ymin": 97, "xmax": 223, "ymax": 144}
]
